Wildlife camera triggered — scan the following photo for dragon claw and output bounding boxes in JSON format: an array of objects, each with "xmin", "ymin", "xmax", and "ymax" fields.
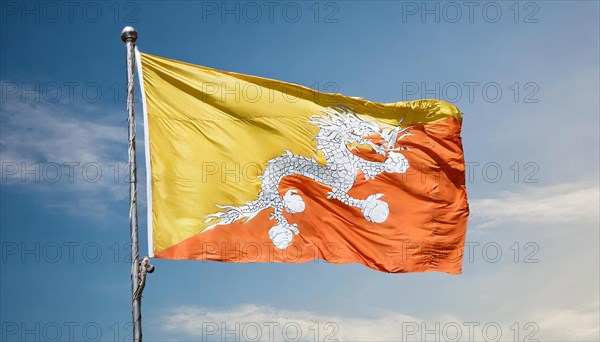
[
  {"xmin": 283, "ymin": 189, "xmax": 306, "ymax": 214},
  {"xmin": 268, "ymin": 222, "xmax": 300, "ymax": 249},
  {"xmin": 361, "ymin": 194, "xmax": 389, "ymax": 223},
  {"xmin": 384, "ymin": 151, "xmax": 410, "ymax": 173}
]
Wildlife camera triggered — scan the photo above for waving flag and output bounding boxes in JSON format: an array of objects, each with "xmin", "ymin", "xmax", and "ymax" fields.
[{"xmin": 136, "ymin": 50, "xmax": 469, "ymax": 274}]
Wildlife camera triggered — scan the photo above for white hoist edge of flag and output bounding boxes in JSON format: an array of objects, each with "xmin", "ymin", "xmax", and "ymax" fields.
[{"xmin": 134, "ymin": 47, "xmax": 154, "ymax": 258}]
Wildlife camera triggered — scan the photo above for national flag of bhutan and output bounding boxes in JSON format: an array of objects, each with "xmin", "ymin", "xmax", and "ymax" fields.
[{"xmin": 136, "ymin": 49, "xmax": 469, "ymax": 274}]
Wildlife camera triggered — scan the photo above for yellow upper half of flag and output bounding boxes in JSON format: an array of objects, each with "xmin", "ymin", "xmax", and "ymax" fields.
[{"xmin": 138, "ymin": 51, "xmax": 462, "ymax": 253}]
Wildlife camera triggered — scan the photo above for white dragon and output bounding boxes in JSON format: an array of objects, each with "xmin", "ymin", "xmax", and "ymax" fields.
[{"xmin": 204, "ymin": 106, "xmax": 412, "ymax": 249}]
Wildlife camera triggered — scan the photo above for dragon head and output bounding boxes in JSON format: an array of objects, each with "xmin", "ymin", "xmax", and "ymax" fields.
[{"xmin": 310, "ymin": 106, "xmax": 410, "ymax": 156}]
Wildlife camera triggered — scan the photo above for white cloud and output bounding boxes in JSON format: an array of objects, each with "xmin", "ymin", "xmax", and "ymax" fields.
[
  {"xmin": 158, "ymin": 303, "xmax": 600, "ymax": 341},
  {"xmin": 536, "ymin": 304, "xmax": 600, "ymax": 340},
  {"xmin": 0, "ymin": 99, "xmax": 124, "ymax": 163},
  {"xmin": 161, "ymin": 304, "xmax": 436, "ymax": 341},
  {"xmin": 469, "ymin": 182, "xmax": 600, "ymax": 229},
  {"xmin": 0, "ymin": 97, "xmax": 143, "ymax": 219}
]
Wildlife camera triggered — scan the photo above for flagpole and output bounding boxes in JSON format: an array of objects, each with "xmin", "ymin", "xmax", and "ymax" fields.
[{"xmin": 121, "ymin": 26, "xmax": 145, "ymax": 342}]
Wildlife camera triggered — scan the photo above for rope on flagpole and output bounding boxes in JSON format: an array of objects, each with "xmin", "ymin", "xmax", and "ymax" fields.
[
  {"xmin": 133, "ymin": 256, "xmax": 155, "ymax": 302},
  {"xmin": 121, "ymin": 26, "xmax": 154, "ymax": 342}
]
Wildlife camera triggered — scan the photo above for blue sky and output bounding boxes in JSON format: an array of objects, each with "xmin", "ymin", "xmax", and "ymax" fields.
[{"xmin": 1, "ymin": 1, "xmax": 599, "ymax": 341}]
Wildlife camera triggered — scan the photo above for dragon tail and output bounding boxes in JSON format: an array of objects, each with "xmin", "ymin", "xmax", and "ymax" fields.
[{"xmin": 203, "ymin": 197, "xmax": 269, "ymax": 232}]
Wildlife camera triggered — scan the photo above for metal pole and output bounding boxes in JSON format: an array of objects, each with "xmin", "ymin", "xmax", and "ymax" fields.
[{"xmin": 121, "ymin": 26, "xmax": 142, "ymax": 342}]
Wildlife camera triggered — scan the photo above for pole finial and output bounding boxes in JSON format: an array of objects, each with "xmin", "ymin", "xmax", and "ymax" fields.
[{"xmin": 121, "ymin": 26, "xmax": 138, "ymax": 42}]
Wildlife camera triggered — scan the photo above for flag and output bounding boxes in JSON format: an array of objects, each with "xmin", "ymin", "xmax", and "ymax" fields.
[{"xmin": 136, "ymin": 49, "xmax": 469, "ymax": 274}]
